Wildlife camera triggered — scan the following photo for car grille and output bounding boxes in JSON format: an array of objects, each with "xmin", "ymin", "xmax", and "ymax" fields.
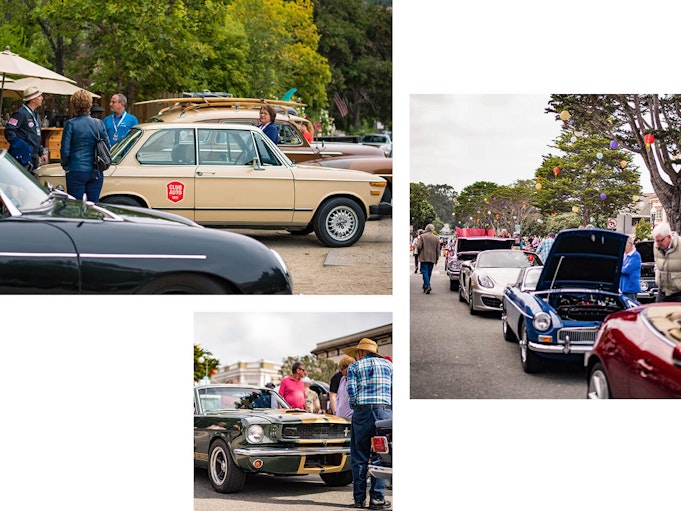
[
  {"xmin": 282, "ymin": 423, "xmax": 350, "ymax": 440},
  {"xmin": 640, "ymin": 266, "xmax": 655, "ymax": 278},
  {"xmin": 557, "ymin": 328, "xmax": 597, "ymax": 345},
  {"xmin": 481, "ymin": 296, "xmax": 502, "ymax": 309}
]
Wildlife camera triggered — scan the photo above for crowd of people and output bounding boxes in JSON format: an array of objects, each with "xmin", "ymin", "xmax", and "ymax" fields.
[
  {"xmin": 278, "ymin": 337, "xmax": 393, "ymax": 510},
  {"xmin": 410, "ymin": 221, "xmax": 681, "ymax": 303},
  {"xmin": 5, "ymin": 86, "xmax": 280, "ymax": 202}
]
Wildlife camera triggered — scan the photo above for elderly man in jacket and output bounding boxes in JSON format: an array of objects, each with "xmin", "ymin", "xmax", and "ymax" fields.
[
  {"xmin": 652, "ymin": 222, "xmax": 681, "ymax": 302},
  {"xmin": 414, "ymin": 223, "xmax": 439, "ymax": 294}
]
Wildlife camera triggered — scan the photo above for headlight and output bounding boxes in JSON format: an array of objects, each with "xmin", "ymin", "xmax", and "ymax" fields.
[
  {"xmin": 246, "ymin": 425, "xmax": 265, "ymax": 444},
  {"xmin": 640, "ymin": 281, "xmax": 648, "ymax": 291},
  {"xmin": 477, "ymin": 273, "xmax": 494, "ymax": 288},
  {"xmin": 532, "ymin": 312, "xmax": 551, "ymax": 331}
]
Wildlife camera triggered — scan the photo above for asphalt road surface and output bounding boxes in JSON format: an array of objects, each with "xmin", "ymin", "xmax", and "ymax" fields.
[
  {"xmin": 409, "ymin": 255, "xmax": 586, "ymax": 399},
  {"xmin": 194, "ymin": 469, "xmax": 392, "ymax": 511}
]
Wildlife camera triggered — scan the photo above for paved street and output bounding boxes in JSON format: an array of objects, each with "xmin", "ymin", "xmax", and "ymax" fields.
[
  {"xmin": 194, "ymin": 469, "xmax": 392, "ymax": 511},
  {"xmin": 409, "ymin": 255, "xmax": 586, "ymax": 399}
]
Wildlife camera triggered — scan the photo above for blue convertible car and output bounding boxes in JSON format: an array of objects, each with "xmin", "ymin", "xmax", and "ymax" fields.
[{"xmin": 501, "ymin": 228, "xmax": 638, "ymax": 373}]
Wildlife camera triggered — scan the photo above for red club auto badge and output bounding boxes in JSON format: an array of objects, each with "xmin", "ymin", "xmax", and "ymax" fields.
[{"xmin": 166, "ymin": 181, "xmax": 185, "ymax": 203}]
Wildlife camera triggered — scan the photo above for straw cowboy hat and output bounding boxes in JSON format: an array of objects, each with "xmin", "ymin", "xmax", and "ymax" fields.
[
  {"xmin": 23, "ymin": 86, "xmax": 41, "ymax": 102},
  {"xmin": 343, "ymin": 338, "xmax": 383, "ymax": 359}
]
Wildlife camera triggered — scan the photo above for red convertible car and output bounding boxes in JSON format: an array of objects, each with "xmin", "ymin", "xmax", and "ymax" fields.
[{"xmin": 586, "ymin": 303, "xmax": 681, "ymax": 398}]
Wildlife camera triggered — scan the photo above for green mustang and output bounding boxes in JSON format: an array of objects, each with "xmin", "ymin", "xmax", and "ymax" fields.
[{"xmin": 194, "ymin": 383, "xmax": 353, "ymax": 493}]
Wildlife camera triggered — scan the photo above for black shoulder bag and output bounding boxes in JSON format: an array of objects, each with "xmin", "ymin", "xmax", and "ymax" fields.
[{"xmin": 90, "ymin": 117, "xmax": 112, "ymax": 171}]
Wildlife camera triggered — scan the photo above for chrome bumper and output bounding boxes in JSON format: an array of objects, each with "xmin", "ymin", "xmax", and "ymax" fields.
[
  {"xmin": 233, "ymin": 446, "xmax": 350, "ymax": 457},
  {"xmin": 528, "ymin": 340, "xmax": 594, "ymax": 354}
]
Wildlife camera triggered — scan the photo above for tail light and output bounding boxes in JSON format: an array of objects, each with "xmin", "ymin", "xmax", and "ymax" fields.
[{"xmin": 371, "ymin": 436, "xmax": 389, "ymax": 454}]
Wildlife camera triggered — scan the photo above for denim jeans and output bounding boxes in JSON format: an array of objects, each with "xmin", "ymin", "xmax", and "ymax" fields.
[
  {"xmin": 66, "ymin": 170, "xmax": 104, "ymax": 203},
  {"xmin": 420, "ymin": 261, "xmax": 434, "ymax": 289},
  {"xmin": 351, "ymin": 407, "xmax": 392, "ymax": 503}
]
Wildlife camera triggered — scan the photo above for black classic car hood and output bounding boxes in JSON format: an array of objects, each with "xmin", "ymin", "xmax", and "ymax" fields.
[
  {"xmin": 536, "ymin": 228, "xmax": 628, "ymax": 292},
  {"xmin": 456, "ymin": 237, "xmax": 515, "ymax": 253}
]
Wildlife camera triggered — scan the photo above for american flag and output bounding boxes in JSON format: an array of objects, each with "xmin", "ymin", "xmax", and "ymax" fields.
[{"xmin": 334, "ymin": 92, "xmax": 349, "ymax": 118}]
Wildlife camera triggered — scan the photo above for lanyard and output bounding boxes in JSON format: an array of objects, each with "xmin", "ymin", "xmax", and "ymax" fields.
[{"xmin": 112, "ymin": 111, "xmax": 127, "ymax": 139}]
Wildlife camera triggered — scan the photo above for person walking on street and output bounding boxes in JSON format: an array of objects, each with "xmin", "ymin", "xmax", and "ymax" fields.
[
  {"xmin": 103, "ymin": 93, "xmax": 138, "ymax": 145},
  {"xmin": 536, "ymin": 232, "xmax": 555, "ymax": 263},
  {"xmin": 345, "ymin": 338, "xmax": 392, "ymax": 510},
  {"xmin": 414, "ymin": 224, "xmax": 439, "ymax": 294},
  {"xmin": 277, "ymin": 361, "xmax": 306, "ymax": 409},
  {"xmin": 60, "ymin": 90, "xmax": 110, "ymax": 203},
  {"xmin": 652, "ymin": 222, "xmax": 681, "ymax": 302},
  {"xmin": 5, "ymin": 86, "xmax": 48, "ymax": 173},
  {"xmin": 412, "ymin": 229, "xmax": 424, "ymax": 273},
  {"xmin": 620, "ymin": 235, "xmax": 641, "ymax": 301}
]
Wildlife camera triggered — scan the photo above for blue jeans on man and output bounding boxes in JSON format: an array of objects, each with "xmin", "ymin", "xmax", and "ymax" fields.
[
  {"xmin": 66, "ymin": 170, "xmax": 104, "ymax": 203},
  {"xmin": 420, "ymin": 261, "xmax": 434, "ymax": 290},
  {"xmin": 351, "ymin": 407, "xmax": 392, "ymax": 505}
]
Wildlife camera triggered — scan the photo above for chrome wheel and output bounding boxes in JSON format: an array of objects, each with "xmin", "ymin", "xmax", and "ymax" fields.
[
  {"xmin": 325, "ymin": 205, "xmax": 358, "ymax": 242},
  {"xmin": 209, "ymin": 444, "xmax": 228, "ymax": 486},
  {"xmin": 587, "ymin": 363, "xmax": 611, "ymax": 399},
  {"xmin": 313, "ymin": 198, "xmax": 365, "ymax": 247}
]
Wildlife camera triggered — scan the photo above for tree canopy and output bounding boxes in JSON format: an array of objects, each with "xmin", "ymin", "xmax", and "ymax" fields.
[
  {"xmin": 547, "ymin": 94, "xmax": 681, "ymax": 231},
  {"xmin": 0, "ymin": 0, "xmax": 391, "ymax": 129}
]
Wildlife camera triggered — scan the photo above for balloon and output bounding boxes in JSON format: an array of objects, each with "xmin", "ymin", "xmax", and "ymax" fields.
[
  {"xmin": 620, "ymin": 160, "xmax": 627, "ymax": 168},
  {"xmin": 596, "ymin": 152, "xmax": 603, "ymax": 159},
  {"xmin": 644, "ymin": 133, "xmax": 655, "ymax": 148},
  {"xmin": 559, "ymin": 110, "xmax": 570, "ymax": 121},
  {"xmin": 572, "ymin": 206, "xmax": 579, "ymax": 213},
  {"xmin": 571, "ymin": 136, "xmax": 577, "ymax": 143},
  {"xmin": 553, "ymin": 167, "xmax": 560, "ymax": 176},
  {"xmin": 535, "ymin": 183, "xmax": 542, "ymax": 190},
  {"xmin": 599, "ymin": 193, "xmax": 607, "ymax": 200},
  {"xmin": 211, "ymin": 369, "xmax": 217, "ymax": 375},
  {"xmin": 574, "ymin": 131, "xmax": 583, "ymax": 137},
  {"xmin": 632, "ymin": 195, "xmax": 639, "ymax": 202},
  {"xmin": 610, "ymin": 140, "xmax": 619, "ymax": 149}
]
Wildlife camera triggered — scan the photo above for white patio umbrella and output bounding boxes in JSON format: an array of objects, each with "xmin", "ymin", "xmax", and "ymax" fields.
[
  {"xmin": 3, "ymin": 77, "xmax": 100, "ymax": 98},
  {"xmin": 0, "ymin": 46, "xmax": 76, "ymax": 112}
]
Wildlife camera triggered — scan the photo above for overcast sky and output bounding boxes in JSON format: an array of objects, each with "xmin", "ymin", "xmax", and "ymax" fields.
[
  {"xmin": 409, "ymin": 94, "xmax": 654, "ymax": 194},
  {"xmin": 194, "ymin": 312, "xmax": 392, "ymax": 367}
]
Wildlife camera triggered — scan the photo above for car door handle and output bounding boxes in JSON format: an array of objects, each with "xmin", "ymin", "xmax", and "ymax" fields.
[
  {"xmin": 636, "ymin": 358, "xmax": 653, "ymax": 376},
  {"xmin": 197, "ymin": 171, "xmax": 215, "ymax": 176}
]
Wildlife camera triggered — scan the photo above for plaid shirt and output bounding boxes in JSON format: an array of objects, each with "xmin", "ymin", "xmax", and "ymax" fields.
[{"xmin": 346, "ymin": 354, "xmax": 392, "ymax": 408}]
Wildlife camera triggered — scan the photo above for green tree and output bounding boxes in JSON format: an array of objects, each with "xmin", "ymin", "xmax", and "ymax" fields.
[
  {"xmin": 194, "ymin": 344, "xmax": 220, "ymax": 383},
  {"xmin": 636, "ymin": 218, "xmax": 652, "ymax": 241},
  {"xmin": 410, "ymin": 182, "xmax": 437, "ymax": 231},
  {"xmin": 547, "ymin": 94, "xmax": 681, "ymax": 231},
  {"xmin": 314, "ymin": 0, "xmax": 392, "ymax": 132},
  {"xmin": 534, "ymin": 130, "xmax": 641, "ymax": 227},
  {"xmin": 279, "ymin": 355, "xmax": 337, "ymax": 384},
  {"xmin": 453, "ymin": 181, "xmax": 500, "ymax": 229},
  {"xmin": 425, "ymin": 184, "xmax": 457, "ymax": 228}
]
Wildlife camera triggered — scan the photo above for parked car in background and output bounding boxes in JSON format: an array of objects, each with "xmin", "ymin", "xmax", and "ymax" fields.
[
  {"xmin": 586, "ymin": 303, "xmax": 681, "ymax": 398},
  {"xmin": 359, "ymin": 133, "xmax": 392, "ymax": 157},
  {"xmin": 635, "ymin": 239, "xmax": 658, "ymax": 301},
  {"xmin": 0, "ymin": 150, "xmax": 291, "ymax": 294},
  {"xmin": 445, "ymin": 236, "xmax": 515, "ymax": 291},
  {"xmin": 36, "ymin": 122, "xmax": 388, "ymax": 247},
  {"xmin": 194, "ymin": 383, "xmax": 353, "ymax": 493},
  {"xmin": 369, "ymin": 418, "xmax": 392, "ymax": 483},
  {"xmin": 501, "ymin": 228, "xmax": 638, "ymax": 373},
  {"xmin": 459, "ymin": 249, "xmax": 542, "ymax": 315},
  {"xmin": 136, "ymin": 96, "xmax": 393, "ymax": 208}
]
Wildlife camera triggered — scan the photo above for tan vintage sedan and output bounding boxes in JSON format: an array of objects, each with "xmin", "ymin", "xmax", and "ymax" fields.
[{"xmin": 36, "ymin": 123, "xmax": 387, "ymax": 247}]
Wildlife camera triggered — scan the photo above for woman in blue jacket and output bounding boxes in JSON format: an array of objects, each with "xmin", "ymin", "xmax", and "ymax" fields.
[
  {"xmin": 258, "ymin": 104, "xmax": 279, "ymax": 144},
  {"xmin": 620, "ymin": 236, "xmax": 642, "ymax": 301},
  {"xmin": 61, "ymin": 90, "xmax": 110, "ymax": 203}
]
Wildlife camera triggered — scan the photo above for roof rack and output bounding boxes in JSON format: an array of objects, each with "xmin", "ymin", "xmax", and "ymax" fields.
[{"xmin": 134, "ymin": 96, "xmax": 306, "ymax": 108}]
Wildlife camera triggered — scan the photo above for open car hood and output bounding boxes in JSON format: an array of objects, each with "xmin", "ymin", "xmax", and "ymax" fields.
[
  {"xmin": 536, "ymin": 228, "xmax": 628, "ymax": 292},
  {"xmin": 456, "ymin": 237, "xmax": 515, "ymax": 253}
]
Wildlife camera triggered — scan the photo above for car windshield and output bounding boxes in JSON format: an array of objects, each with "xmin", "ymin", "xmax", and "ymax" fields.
[
  {"xmin": 197, "ymin": 386, "xmax": 289, "ymax": 412},
  {"xmin": 478, "ymin": 250, "xmax": 540, "ymax": 268},
  {"xmin": 361, "ymin": 135, "xmax": 387, "ymax": 143},
  {"xmin": 0, "ymin": 150, "xmax": 50, "ymax": 211}
]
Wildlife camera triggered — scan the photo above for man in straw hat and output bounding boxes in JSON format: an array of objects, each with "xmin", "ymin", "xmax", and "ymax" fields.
[
  {"xmin": 5, "ymin": 86, "xmax": 47, "ymax": 173},
  {"xmin": 344, "ymin": 338, "xmax": 392, "ymax": 509}
]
